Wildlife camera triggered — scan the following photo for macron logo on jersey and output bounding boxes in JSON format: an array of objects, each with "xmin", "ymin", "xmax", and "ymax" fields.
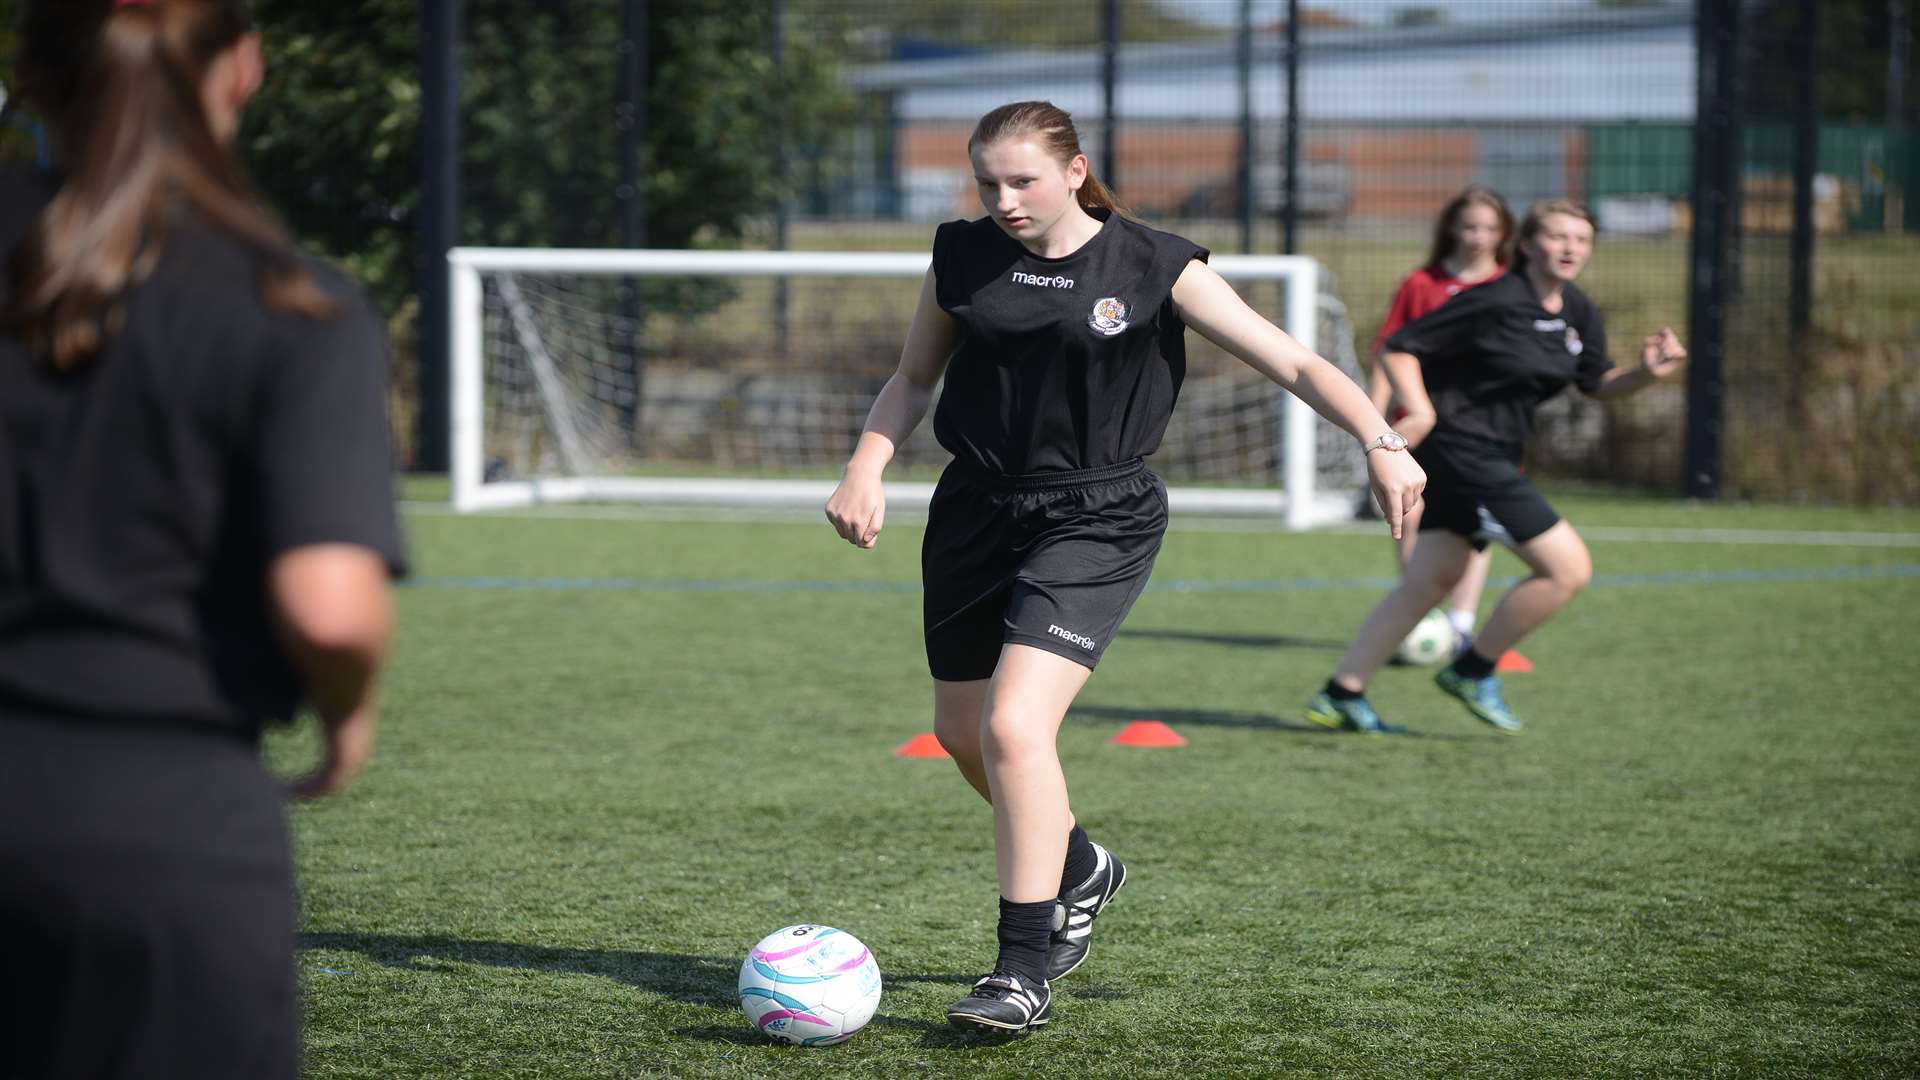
[
  {"xmin": 1047, "ymin": 624, "xmax": 1098, "ymax": 651},
  {"xmin": 1012, "ymin": 271, "xmax": 1075, "ymax": 289}
]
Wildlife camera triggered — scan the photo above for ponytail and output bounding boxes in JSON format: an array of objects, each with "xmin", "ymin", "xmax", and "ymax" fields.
[
  {"xmin": 9, "ymin": 0, "xmax": 335, "ymax": 371},
  {"xmin": 1076, "ymin": 171, "xmax": 1125, "ymax": 216},
  {"xmin": 969, "ymin": 100, "xmax": 1130, "ymax": 219}
]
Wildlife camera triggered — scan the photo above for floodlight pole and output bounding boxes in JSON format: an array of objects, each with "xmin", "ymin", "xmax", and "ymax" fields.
[{"xmin": 417, "ymin": 0, "xmax": 463, "ymax": 472}]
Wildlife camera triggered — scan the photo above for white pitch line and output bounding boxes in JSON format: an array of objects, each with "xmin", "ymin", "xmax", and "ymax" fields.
[{"xmin": 399, "ymin": 501, "xmax": 1920, "ymax": 548}]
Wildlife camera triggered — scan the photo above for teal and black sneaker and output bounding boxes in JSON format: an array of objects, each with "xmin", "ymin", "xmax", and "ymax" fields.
[
  {"xmin": 1303, "ymin": 691, "xmax": 1404, "ymax": 734},
  {"xmin": 1433, "ymin": 668, "xmax": 1524, "ymax": 733}
]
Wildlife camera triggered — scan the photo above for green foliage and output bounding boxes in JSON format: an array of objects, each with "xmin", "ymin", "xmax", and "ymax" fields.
[
  {"xmin": 842, "ymin": 0, "xmax": 1210, "ymax": 50},
  {"xmin": 243, "ymin": 0, "xmax": 420, "ymax": 314},
  {"xmin": 237, "ymin": 1, "xmax": 853, "ymax": 314},
  {"xmin": 1747, "ymin": 0, "xmax": 1920, "ymax": 124}
]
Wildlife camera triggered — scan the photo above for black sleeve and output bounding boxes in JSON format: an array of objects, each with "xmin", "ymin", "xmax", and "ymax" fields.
[
  {"xmin": 931, "ymin": 219, "xmax": 964, "ymax": 292},
  {"xmin": 1383, "ymin": 281, "xmax": 1495, "ymax": 364},
  {"xmin": 250, "ymin": 281, "xmax": 408, "ymax": 577},
  {"xmin": 1570, "ymin": 290, "xmax": 1614, "ymax": 394}
]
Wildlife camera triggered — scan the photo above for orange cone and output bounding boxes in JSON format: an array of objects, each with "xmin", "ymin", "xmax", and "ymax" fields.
[
  {"xmin": 893, "ymin": 732, "xmax": 950, "ymax": 759},
  {"xmin": 1496, "ymin": 650, "xmax": 1534, "ymax": 674},
  {"xmin": 1109, "ymin": 720, "xmax": 1187, "ymax": 747}
]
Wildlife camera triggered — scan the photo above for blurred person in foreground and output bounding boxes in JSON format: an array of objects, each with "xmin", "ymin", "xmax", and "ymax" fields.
[{"xmin": 0, "ymin": 1, "xmax": 403, "ymax": 1076}]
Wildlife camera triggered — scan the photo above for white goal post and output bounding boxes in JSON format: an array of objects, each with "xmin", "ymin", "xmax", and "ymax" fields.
[{"xmin": 449, "ymin": 247, "xmax": 1365, "ymax": 529}]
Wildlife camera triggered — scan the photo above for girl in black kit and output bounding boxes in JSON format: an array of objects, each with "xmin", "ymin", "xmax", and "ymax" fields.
[
  {"xmin": 826, "ymin": 101, "xmax": 1425, "ymax": 1035},
  {"xmin": 1306, "ymin": 199, "xmax": 1686, "ymax": 736},
  {"xmin": 0, "ymin": 2, "xmax": 402, "ymax": 1076}
]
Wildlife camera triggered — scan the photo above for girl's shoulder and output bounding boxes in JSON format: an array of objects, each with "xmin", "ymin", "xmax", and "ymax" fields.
[{"xmin": 1107, "ymin": 213, "xmax": 1209, "ymax": 275}]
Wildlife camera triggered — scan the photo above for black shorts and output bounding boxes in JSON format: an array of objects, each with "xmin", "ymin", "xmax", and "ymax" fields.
[
  {"xmin": 922, "ymin": 458, "xmax": 1168, "ymax": 681},
  {"xmin": 1414, "ymin": 433, "xmax": 1561, "ymax": 551},
  {"xmin": 0, "ymin": 713, "xmax": 299, "ymax": 1080}
]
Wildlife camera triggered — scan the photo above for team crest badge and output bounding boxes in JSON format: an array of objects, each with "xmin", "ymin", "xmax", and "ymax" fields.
[
  {"xmin": 1565, "ymin": 327, "xmax": 1584, "ymax": 356},
  {"xmin": 1088, "ymin": 297, "xmax": 1130, "ymax": 336}
]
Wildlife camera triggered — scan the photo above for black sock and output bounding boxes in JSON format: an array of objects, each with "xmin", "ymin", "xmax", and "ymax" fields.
[
  {"xmin": 1451, "ymin": 647, "xmax": 1497, "ymax": 680},
  {"xmin": 1325, "ymin": 680, "xmax": 1364, "ymax": 701},
  {"xmin": 1060, "ymin": 825, "xmax": 1097, "ymax": 894},
  {"xmin": 994, "ymin": 897, "xmax": 1055, "ymax": 987}
]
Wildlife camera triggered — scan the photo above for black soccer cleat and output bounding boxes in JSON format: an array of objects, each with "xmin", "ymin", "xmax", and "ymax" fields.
[
  {"xmin": 946, "ymin": 971, "xmax": 1052, "ymax": 1035},
  {"xmin": 1047, "ymin": 842, "xmax": 1127, "ymax": 980}
]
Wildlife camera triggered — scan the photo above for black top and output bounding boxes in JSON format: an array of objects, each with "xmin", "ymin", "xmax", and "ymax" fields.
[
  {"xmin": 931, "ymin": 211, "xmax": 1208, "ymax": 475},
  {"xmin": 1384, "ymin": 271, "xmax": 1613, "ymax": 451},
  {"xmin": 0, "ymin": 164, "xmax": 406, "ymax": 738}
]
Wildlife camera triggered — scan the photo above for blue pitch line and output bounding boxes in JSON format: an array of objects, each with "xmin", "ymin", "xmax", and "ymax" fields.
[{"xmin": 407, "ymin": 563, "xmax": 1920, "ymax": 595}]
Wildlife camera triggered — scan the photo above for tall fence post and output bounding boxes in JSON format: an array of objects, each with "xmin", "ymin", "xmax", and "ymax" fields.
[
  {"xmin": 1102, "ymin": 0, "xmax": 1120, "ymax": 187},
  {"xmin": 1237, "ymin": 0, "xmax": 1255, "ymax": 253},
  {"xmin": 1789, "ymin": 0, "xmax": 1817, "ymax": 349},
  {"xmin": 1686, "ymin": 0, "xmax": 1739, "ymax": 500},
  {"xmin": 617, "ymin": 0, "xmax": 647, "ymax": 450},
  {"xmin": 1281, "ymin": 0, "xmax": 1300, "ymax": 255},
  {"xmin": 417, "ymin": 0, "xmax": 463, "ymax": 472}
]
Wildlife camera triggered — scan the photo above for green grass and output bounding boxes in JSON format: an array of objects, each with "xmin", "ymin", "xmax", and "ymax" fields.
[{"xmin": 273, "ymin": 491, "xmax": 1920, "ymax": 1078}]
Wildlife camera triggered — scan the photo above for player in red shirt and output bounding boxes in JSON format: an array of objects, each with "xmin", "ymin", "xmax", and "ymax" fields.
[{"xmin": 1366, "ymin": 186, "xmax": 1519, "ymax": 664}]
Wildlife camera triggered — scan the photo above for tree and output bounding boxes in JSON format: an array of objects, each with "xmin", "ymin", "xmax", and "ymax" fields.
[{"xmin": 1745, "ymin": 0, "xmax": 1917, "ymax": 124}]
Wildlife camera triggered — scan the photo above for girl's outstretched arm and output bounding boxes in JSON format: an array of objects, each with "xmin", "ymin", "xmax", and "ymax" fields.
[
  {"xmin": 825, "ymin": 268, "xmax": 959, "ymax": 548},
  {"xmin": 1172, "ymin": 259, "xmax": 1426, "ymax": 538}
]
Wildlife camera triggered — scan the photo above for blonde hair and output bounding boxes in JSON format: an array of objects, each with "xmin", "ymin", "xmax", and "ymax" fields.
[{"xmin": 968, "ymin": 101, "xmax": 1126, "ymax": 216}]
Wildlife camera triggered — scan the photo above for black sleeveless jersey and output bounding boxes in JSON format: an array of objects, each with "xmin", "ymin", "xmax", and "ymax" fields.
[
  {"xmin": 1383, "ymin": 272, "xmax": 1613, "ymax": 451},
  {"xmin": 930, "ymin": 210, "xmax": 1208, "ymax": 474}
]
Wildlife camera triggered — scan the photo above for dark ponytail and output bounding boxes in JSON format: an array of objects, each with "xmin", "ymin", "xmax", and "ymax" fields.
[
  {"xmin": 969, "ymin": 100, "xmax": 1129, "ymax": 218},
  {"xmin": 9, "ymin": 0, "xmax": 335, "ymax": 371}
]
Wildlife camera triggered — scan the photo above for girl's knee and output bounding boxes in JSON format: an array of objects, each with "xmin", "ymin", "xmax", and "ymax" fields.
[
  {"xmin": 1561, "ymin": 562, "xmax": 1593, "ymax": 595},
  {"xmin": 981, "ymin": 709, "xmax": 1052, "ymax": 764},
  {"xmin": 933, "ymin": 709, "xmax": 980, "ymax": 754}
]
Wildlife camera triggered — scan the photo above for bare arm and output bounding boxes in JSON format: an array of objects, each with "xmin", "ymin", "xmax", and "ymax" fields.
[
  {"xmin": 1379, "ymin": 350, "xmax": 1437, "ymax": 447},
  {"xmin": 1587, "ymin": 326, "xmax": 1688, "ymax": 400},
  {"xmin": 1171, "ymin": 260, "xmax": 1425, "ymax": 537},
  {"xmin": 825, "ymin": 268, "xmax": 960, "ymax": 548},
  {"xmin": 271, "ymin": 543, "xmax": 394, "ymax": 799}
]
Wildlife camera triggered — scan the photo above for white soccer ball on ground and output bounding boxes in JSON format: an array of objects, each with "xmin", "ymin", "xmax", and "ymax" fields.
[
  {"xmin": 737, "ymin": 924, "xmax": 882, "ymax": 1046},
  {"xmin": 1395, "ymin": 608, "xmax": 1459, "ymax": 666}
]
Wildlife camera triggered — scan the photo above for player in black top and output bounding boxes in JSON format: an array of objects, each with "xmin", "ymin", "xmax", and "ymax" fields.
[
  {"xmin": 0, "ymin": 3, "xmax": 402, "ymax": 1076},
  {"xmin": 826, "ymin": 101, "xmax": 1425, "ymax": 1035},
  {"xmin": 1305, "ymin": 199, "xmax": 1686, "ymax": 737}
]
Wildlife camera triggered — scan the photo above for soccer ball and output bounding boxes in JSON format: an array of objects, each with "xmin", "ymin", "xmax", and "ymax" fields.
[
  {"xmin": 738, "ymin": 924, "xmax": 882, "ymax": 1046},
  {"xmin": 1395, "ymin": 608, "xmax": 1458, "ymax": 666}
]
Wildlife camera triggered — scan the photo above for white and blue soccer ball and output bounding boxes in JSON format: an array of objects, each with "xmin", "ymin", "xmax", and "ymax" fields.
[
  {"xmin": 1395, "ymin": 608, "xmax": 1459, "ymax": 666},
  {"xmin": 737, "ymin": 924, "xmax": 882, "ymax": 1046}
]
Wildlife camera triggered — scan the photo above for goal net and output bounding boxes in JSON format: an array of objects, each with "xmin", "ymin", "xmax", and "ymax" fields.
[{"xmin": 450, "ymin": 247, "xmax": 1368, "ymax": 528}]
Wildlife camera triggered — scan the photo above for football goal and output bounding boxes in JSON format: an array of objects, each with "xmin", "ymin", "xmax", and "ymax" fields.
[{"xmin": 449, "ymin": 247, "xmax": 1367, "ymax": 528}]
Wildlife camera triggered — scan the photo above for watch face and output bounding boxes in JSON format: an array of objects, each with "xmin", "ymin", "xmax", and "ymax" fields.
[{"xmin": 1381, "ymin": 433, "xmax": 1407, "ymax": 451}]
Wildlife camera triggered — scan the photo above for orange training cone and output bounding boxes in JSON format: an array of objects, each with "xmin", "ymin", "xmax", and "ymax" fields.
[
  {"xmin": 1109, "ymin": 720, "xmax": 1187, "ymax": 748},
  {"xmin": 893, "ymin": 732, "xmax": 950, "ymax": 759},
  {"xmin": 1496, "ymin": 650, "xmax": 1534, "ymax": 674}
]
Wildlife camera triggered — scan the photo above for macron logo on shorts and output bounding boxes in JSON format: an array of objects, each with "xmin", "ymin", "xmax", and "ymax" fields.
[
  {"xmin": 1012, "ymin": 271, "xmax": 1075, "ymax": 289},
  {"xmin": 1048, "ymin": 624, "xmax": 1098, "ymax": 651}
]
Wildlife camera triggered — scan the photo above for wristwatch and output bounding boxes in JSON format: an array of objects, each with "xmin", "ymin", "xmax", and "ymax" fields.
[{"xmin": 1363, "ymin": 431, "xmax": 1409, "ymax": 454}]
